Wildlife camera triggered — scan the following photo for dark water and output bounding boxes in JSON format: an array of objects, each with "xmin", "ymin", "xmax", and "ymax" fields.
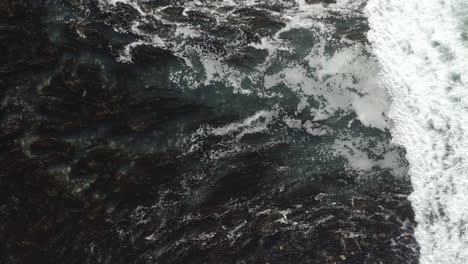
[{"xmin": 0, "ymin": 0, "xmax": 419, "ymax": 263}]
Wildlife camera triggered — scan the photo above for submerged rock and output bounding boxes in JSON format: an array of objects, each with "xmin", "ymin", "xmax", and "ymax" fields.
[
  {"xmin": 306, "ymin": 0, "xmax": 337, "ymax": 4},
  {"xmin": 130, "ymin": 45, "xmax": 178, "ymax": 65}
]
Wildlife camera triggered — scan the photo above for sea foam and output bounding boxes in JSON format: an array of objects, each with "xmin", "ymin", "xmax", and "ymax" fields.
[{"xmin": 367, "ymin": 0, "xmax": 468, "ymax": 263}]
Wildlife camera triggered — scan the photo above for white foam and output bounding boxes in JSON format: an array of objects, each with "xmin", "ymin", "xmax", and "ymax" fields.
[
  {"xmin": 92, "ymin": 0, "xmax": 403, "ymax": 178},
  {"xmin": 367, "ymin": 0, "xmax": 468, "ymax": 263},
  {"xmin": 186, "ymin": 109, "xmax": 281, "ymax": 160},
  {"xmin": 96, "ymin": 0, "xmax": 391, "ymax": 131}
]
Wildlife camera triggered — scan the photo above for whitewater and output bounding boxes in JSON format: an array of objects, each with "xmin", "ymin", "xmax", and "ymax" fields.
[
  {"xmin": 58, "ymin": 0, "xmax": 468, "ymax": 262},
  {"xmin": 367, "ymin": 0, "xmax": 468, "ymax": 263}
]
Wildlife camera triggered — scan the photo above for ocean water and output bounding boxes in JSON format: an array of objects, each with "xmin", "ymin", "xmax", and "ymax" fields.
[
  {"xmin": 367, "ymin": 0, "xmax": 468, "ymax": 263},
  {"xmin": 22, "ymin": 0, "xmax": 468, "ymax": 262},
  {"xmin": 82, "ymin": 0, "xmax": 404, "ymax": 176},
  {"xmin": 46, "ymin": 0, "xmax": 414, "ymax": 259}
]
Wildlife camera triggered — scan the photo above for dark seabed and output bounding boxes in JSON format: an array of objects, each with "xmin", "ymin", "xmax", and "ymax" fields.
[{"xmin": 1, "ymin": 0, "xmax": 420, "ymax": 263}]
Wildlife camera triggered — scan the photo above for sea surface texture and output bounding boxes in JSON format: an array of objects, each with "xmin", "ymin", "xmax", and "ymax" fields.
[
  {"xmin": 368, "ymin": 0, "xmax": 468, "ymax": 263},
  {"xmin": 1, "ymin": 0, "xmax": 463, "ymax": 263}
]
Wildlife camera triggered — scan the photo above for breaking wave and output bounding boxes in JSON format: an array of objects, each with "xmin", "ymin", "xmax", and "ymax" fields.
[{"xmin": 367, "ymin": 0, "xmax": 468, "ymax": 263}]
